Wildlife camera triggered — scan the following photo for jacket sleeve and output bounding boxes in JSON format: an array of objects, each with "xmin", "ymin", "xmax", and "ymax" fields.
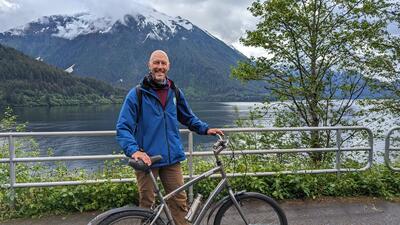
[
  {"xmin": 116, "ymin": 89, "xmax": 140, "ymax": 157},
  {"xmin": 177, "ymin": 89, "xmax": 209, "ymax": 135}
]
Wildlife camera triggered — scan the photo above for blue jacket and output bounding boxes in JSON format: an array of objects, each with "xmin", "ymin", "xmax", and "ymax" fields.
[{"xmin": 116, "ymin": 79, "xmax": 209, "ymax": 168}]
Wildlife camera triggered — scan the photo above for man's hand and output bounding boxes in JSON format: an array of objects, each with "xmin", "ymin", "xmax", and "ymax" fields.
[
  {"xmin": 207, "ymin": 128, "xmax": 224, "ymax": 136},
  {"xmin": 132, "ymin": 150, "xmax": 152, "ymax": 166}
]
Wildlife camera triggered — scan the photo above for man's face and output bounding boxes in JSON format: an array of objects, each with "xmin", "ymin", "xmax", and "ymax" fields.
[{"xmin": 148, "ymin": 52, "xmax": 170, "ymax": 82}]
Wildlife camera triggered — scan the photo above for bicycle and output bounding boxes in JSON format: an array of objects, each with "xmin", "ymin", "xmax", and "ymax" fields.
[{"xmin": 88, "ymin": 135, "xmax": 288, "ymax": 225}]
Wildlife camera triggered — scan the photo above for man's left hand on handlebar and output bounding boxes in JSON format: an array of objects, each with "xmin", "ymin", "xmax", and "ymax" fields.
[{"xmin": 207, "ymin": 128, "xmax": 224, "ymax": 136}]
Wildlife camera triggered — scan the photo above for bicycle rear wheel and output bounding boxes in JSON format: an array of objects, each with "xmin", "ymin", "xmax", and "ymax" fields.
[
  {"xmin": 214, "ymin": 192, "xmax": 287, "ymax": 225},
  {"xmin": 98, "ymin": 210, "xmax": 164, "ymax": 225}
]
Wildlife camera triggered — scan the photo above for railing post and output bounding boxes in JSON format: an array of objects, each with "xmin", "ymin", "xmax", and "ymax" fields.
[
  {"xmin": 384, "ymin": 129, "xmax": 391, "ymax": 170},
  {"xmin": 335, "ymin": 129, "xmax": 342, "ymax": 176},
  {"xmin": 8, "ymin": 135, "xmax": 16, "ymax": 209},
  {"xmin": 188, "ymin": 132, "xmax": 194, "ymax": 203},
  {"xmin": 366, "ymin": 128, "xmax": 374, "ymax": 170}
]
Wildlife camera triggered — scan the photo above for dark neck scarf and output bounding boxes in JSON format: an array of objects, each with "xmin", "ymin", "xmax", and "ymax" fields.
[{"xmin": 144, "ymin": 73, "xmax": 169, "ymax": 90}]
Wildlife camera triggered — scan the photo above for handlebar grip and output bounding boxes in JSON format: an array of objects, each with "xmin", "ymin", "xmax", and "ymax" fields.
[{"xmin": 128, "ymin": 155, "xmax": 163, "ymax": 171}]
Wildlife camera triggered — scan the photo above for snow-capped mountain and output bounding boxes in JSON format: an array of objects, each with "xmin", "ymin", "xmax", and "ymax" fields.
[
  {"xmin": 5, "ymin": 8, "xmax": 194, "ymax": 41},
  {"xmin": 0, "ymin": 7, "xmax": 262, "ymax": 100},
  {"xmin": 5, "ymin": 13, "xmax": 113, "ymax": 39}
]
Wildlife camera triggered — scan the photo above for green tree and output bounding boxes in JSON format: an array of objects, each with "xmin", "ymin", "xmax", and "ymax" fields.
[
  {"xmin": 0, "ymin": 107, "xmax": 26, "ymax": 132},
  {"xmin": 364, "ymin": 29, "xmax": 400, "ymax": 115},
  {"xmin": 232, "ymin": 0, "xmax": 399, "ymax": 162}
]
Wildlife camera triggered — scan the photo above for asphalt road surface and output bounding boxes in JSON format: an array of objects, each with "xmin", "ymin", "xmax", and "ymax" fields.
[{"xmin": 1, "ymin": 197, "xmax": 399, "ymax": 225}]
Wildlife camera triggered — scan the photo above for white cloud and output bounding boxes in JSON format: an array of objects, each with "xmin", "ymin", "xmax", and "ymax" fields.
[
  {"xmin": 79, "ymin": 0, "xmax": 149, "ymax": 22},
  {"xmin": 232, "ymin": 41, "xmax": 270, "ymax": 58},
  {"xmin": 0, "ymin": 0, "xmax": 86, "ymax": 32},
  {"xmin": 0, "ymin": 0, "xmax": 20, "ymax": 12}
]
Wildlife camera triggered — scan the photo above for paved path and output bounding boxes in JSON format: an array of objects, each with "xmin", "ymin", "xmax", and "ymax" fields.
[
  {"xmin": 281, "ymin": 197, "xmax": 400, "ymax": 225},
  {"xmin": 1, "ymin": 197, "xmax": 399, "ymax": 225}
]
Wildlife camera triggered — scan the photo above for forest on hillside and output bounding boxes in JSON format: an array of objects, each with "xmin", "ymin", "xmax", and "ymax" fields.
[{"xmin": 0, "ymin": 44, "xmax": 125, "ymax": 106}]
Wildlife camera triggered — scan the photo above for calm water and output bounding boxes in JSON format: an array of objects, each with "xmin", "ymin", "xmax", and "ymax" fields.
[
  {"xmin": 9, "ymin": 102, "xmax": 262, "ymax": 170},
  {"xmin": 3, "ymin": 101, "xmax": 397, "ymax": 170}
]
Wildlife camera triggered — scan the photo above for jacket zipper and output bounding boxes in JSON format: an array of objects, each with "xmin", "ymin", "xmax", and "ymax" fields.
[
  {"xmin": 164, "ymin": 111, "xmax": 171, "ymax": 164},
  {"xmin": 144, "ymin": 88, "xmax": 172, "ymax": 164},
  {"xmin": 162, "ymin": 92, "xmax": 171, "ymax": 164}
]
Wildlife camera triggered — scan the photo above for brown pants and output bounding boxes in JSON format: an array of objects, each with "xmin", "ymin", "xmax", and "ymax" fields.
[{"xmin": 135, "ymin": 162, "xmax": 189, "ymax": 225}]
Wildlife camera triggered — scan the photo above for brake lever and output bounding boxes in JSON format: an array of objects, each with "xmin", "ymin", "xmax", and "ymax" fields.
[{"xmin": 213, "ymin": 134, "xmax": 229, "ymax": 149}]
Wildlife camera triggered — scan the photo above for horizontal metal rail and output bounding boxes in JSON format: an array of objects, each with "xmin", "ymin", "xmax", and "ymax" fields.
[
  {"xmin": 0, "ymin": 147, "xmax": 370, "ymax": 163},
  {"xmin": 0, "ymin": 126, "xmax": 368, "ymax": 137},
  {"xmin": 385, "ymin": 127, "xmax": 400, "ymax": 172},
  {"xmin": 0, "ymin": 127, "xmax": 373, "ymax": 194},
  {"xmin": 0, "ymin": 154, "xmax": 126, "ymax": 163},
  {"xmin": 0, "ymin": 168, "xmax": 364, "ymax": 189}
]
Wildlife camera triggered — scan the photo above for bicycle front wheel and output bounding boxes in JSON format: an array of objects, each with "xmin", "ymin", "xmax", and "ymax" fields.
[
  {"xmin": 214, "ymin": 192, "xmax": 287, "ymax": 225},
  {"xmin": 98, "ymin": 210, "xmax": 164, "ymax": 225}
]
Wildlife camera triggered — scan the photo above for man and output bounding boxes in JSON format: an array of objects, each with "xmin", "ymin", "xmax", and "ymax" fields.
[{"xmin": 116, "ymin": 50, "xmax": 223, "ymax": 225}]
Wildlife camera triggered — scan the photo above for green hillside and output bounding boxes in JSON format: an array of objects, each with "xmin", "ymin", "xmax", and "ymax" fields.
[{"xmin": 0, "ymin": 44, "xmax": 125, "ymax": 106}]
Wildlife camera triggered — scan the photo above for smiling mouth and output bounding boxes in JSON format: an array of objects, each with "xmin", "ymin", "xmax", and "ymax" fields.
[
  {"xmin": 154, "ymin": 69, "xmax": 165, "ymax": 73},
  {"xmin": 153, "ymin": 69, "xmax": 166, "ymax": 76}
]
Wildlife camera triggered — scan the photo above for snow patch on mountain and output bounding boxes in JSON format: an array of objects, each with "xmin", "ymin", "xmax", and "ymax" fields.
[
  {"xmin": 65, "ymin": 64, "xmax": 75, "ymax": 73},
  {"xmin": 7, "ymin": 24, "xmax": 29, "ymax": 36},
  {"xmin": 129, "ymin": 6, "xmax": 193, "ymax": 35},
  {"xmin": 127, "ymin": 6, "xmax": 193, "ymax": 41},
  {"xmin": 51, "ymin": 13, "xmax": 114, "ymax": 40}
]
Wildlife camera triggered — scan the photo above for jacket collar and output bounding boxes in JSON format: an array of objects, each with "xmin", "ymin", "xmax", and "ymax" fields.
[
  {"xmin": 139, "ymin": 75, "xmax": 177, "ymax": 100},
  {"xmin": 140, "ymin": 75, "xmax": 177, "ymax": 91}
]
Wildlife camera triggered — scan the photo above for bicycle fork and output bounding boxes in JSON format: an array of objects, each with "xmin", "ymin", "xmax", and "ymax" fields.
[
  {"xmin": 228, "ymin": 188, "xmax": 249, "ymax": 225},
  {"xmin": 218, "ymin": 157, "xmax": 249, "ymax": 225}
]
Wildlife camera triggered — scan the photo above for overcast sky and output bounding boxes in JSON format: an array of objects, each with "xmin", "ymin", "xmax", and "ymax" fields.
[{"xmin": 0, "ymin": 0, "xmax": 266, "ymax": 57}]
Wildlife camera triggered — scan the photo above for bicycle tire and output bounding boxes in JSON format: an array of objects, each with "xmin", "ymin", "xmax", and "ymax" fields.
[
  {"xmin": 97, "ymin": 210, "xmax": 165, "ymax": 225},
  {"xmin": 214, "ymin": 192, "xmax": 288, "ymax": 225}
]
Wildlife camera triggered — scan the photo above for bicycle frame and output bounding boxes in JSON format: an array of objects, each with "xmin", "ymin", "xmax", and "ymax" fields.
[{"xmin": 147, "ymin": 138, "xmax": 249, "ymax": 225}]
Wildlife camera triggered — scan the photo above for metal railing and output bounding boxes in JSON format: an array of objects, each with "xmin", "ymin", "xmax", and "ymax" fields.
[
  {"xmin": 0, "ymin": 126, "xmax": 374, "ymax": 205},
  {"xmin": 385, "ymin": 127, "xmax": 400, "ymax": 172}
]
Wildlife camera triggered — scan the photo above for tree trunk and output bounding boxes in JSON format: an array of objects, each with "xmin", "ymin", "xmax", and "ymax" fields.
[{"xmin": 309, "ymin": 100, "xmax": 322, "ymax": 165}]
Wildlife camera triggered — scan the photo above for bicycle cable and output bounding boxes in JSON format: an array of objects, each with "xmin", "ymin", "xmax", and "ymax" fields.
[
  {"xmin": 227, "ymin": 136, "xmax": 249, "ymax": 191},
  {"xmin": 227, "ymin": 138, "xmax": 236, "ymax": 177}
]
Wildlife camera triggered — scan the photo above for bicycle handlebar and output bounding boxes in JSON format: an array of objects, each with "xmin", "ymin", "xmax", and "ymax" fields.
[
  {"xmin": 216, "ymin": 134, "xmax": 224, "ymax": 141},
  {"xmin": 213, "ymin": 134, "xmax": 228, "ymax": 155}
]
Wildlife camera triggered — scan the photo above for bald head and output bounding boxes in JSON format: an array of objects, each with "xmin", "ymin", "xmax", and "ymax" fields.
[
  {"xmin": 149, "ymin": 50, "xmax": 170, "ymax": 64},
  {"xmin": 148, "ymin": 50, "xmax": 170, "ymax": 82}
]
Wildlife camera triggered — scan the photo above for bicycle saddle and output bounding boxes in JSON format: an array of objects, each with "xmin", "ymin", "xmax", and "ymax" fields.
[{"xmin": 128, "ymin": 155, "xmax": 162, "ymax": 171}]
